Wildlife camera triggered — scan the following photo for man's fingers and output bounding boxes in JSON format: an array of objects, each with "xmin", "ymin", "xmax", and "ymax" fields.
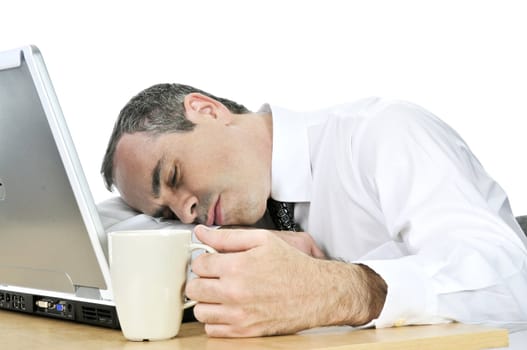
[
  {"xmin": 192, "ymin": 302, "xmax": 227, "ymax": 324},
  {"xmin": 186, "ymin": 277, "xmax": 225, "ymax": 303},
  {"xmin": 194, "ymin": 225, "xmax": 266, "ymax": 253},
  {"xmin": 187, "ymin": 253, "xmax": 253, "ymax": 304},
  {"xmin": 193, "ymin": 304, "xmax": 256, "ymax": 338},
  {"xmin": 205, "ymin": 323, "xmax": 244, "ymax": 338},
  {"xmin": 191, "ymin": 248, "xmax": 247, "ymax": 278},
  {"xmin": 191, "ymin": 251, "xmax": 223, "ymax": 277}
]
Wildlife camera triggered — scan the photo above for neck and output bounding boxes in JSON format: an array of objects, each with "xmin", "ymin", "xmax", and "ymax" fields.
[{"xmin": 232, "ymin": 111, "xmax": 273, "ymax": 195}]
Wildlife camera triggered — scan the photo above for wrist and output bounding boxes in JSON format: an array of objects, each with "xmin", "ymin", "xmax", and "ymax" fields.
[
  {"xmin": 315, "ymin": 260, "xmax": 387, "ymax": 327},
  {"xmin": 353, "ymin": 263, "xmax": 387, "ymax": 325}
]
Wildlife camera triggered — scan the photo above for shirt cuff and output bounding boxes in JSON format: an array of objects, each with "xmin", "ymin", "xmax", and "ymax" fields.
[{"xmin": 359, "ymin": 257, "xmax": 451, "ymax": 328}]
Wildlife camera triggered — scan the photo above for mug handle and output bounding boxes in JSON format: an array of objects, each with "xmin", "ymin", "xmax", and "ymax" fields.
[{"xmin": 183, "ymin": 242, "xmax": 217, "ymax": 309}]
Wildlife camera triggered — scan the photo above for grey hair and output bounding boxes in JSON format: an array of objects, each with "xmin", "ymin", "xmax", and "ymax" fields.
[{"xmin": 101, "ymin": 83, "xmax": 250, "ymax": 191}]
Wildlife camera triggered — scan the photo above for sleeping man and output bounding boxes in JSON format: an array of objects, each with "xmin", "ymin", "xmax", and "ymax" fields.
[{"xmin": 101, "ymin": 83, "xmax": 527, "ymax": 337}]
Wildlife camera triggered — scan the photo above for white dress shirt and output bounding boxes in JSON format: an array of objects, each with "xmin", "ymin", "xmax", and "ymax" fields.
[{"xmin": 268, "ymin": 98, "xmax": 527, "ymax": 330}]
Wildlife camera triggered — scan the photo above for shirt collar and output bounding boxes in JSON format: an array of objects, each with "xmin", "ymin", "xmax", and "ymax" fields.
[{"xmin": 263, "ymin": 104, "xmax": 312, "ymax": 202}]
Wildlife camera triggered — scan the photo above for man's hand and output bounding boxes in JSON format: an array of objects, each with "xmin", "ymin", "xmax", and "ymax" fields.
[
  {"xmin": 219, "ymin": 226, "xmax": 326, "ymax": 259},
  {"xmin": 186, "ymin": 225, "xmax": 387, "ymax": 337},
  {"xmin": 269, "ymin": 229, "xmax": 327, "ymax": 259}
]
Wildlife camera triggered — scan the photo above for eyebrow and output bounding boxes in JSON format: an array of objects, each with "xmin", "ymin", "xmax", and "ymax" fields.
[{"xmin": 151, "ymin": 158, "xmax": 162, "ymax": 199}]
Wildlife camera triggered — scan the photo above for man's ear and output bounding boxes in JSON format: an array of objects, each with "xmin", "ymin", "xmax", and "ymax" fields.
[{"xmin": 183, "ymin": 93, "xmax": 231, "ymax": 124}]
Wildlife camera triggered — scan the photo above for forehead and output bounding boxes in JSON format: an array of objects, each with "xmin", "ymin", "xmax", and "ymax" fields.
[{"xmin": 113, "ymin": 132, "xmax": 163, "ymax": 212}]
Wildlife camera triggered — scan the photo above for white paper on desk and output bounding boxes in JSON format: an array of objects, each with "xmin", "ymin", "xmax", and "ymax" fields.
[{"xmin": 105, "ymin": 214, "xmax": 196, "ymax": 233}]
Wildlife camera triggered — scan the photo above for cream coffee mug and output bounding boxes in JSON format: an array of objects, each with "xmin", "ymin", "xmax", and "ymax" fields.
[{"xmin": 108, "ymin": 229, "xmax": 215, "ymax": 341}]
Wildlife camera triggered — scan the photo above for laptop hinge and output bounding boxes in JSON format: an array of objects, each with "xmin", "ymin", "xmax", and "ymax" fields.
[{"xmin": 75, "ymin": 286, "xmax": 102, "ymax": 300}]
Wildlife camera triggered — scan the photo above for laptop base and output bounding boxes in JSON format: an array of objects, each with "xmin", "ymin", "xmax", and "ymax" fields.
[
  {"xmin": 0, "ymin": 287, "xmax": 197, "ymax": 329},
  {"xmin": 0, "ymin": 288, "xmax": 119, "ymax": 329}
]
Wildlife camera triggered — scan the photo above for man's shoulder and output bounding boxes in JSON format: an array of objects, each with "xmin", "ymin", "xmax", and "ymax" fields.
[
  {"xmin": 271, "ymin": 98, "xmax": 440, "ymax": 132},
  {"xmin": 353, "ymin": 98, "xmax": 461, "ymax": 164},
  {"xmin": 345, "ymin": 98, "xmax": 441, "ymax": 131},
  {"xmin": 320, "ymin": 97, "xmax": 429, "ymax": 120}
]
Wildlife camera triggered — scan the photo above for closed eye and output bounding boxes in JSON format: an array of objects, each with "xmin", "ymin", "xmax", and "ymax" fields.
[
  {"xmin": 165, "ymin": 208, "xmax": 178, "ymax": 220},
  {"xmin": 170, "ymin": 166, "xmax": 178, "ymax": 187},
  {"xmin": 153, "ymin": 206, "xmax": 178, "ymax": 220}
]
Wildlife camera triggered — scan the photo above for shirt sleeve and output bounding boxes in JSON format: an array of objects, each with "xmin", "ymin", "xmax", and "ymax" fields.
[{"xmin": 355, "ymin": 100, "xmax": 527, "ymax": 330}]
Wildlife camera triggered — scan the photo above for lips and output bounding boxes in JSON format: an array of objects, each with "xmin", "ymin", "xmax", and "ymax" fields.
[
  {"xmin": 206, "ymin": 196, "xmax": 223, "ymax": 226},
  {"xmin": 214, "ymin": 196, "xmax": 223, "ymax": 226}
]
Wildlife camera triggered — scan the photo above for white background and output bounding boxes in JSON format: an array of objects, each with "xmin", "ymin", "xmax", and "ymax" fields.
[{"xmin": 1, "ymin": 0, "xmax": 526, "ymax": 215}]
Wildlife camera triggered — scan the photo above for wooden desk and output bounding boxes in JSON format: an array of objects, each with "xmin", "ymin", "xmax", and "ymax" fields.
[{"xmin": 0, "ymin": 309, "xmax": 508, "ymax": 350}]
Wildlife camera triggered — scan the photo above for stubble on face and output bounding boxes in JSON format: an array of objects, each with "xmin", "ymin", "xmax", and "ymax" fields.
[{"xmin": 113, "ymin": 109, "xmax": 272, "ymax": 226}]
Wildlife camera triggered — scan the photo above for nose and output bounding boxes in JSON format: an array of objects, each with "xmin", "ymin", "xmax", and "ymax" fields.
[{"xmin": 167, "ymin": 190, "xmax": 198, "ymax": 224}]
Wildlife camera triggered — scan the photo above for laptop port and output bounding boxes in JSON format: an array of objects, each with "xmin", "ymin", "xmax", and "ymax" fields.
[
  {"xmin": 56, "ymin": 302, "xmax": 69, "ymax": 313},
  {"xmin": 36, "ymin": 299, "xmax": 54, "ymax": 309}
]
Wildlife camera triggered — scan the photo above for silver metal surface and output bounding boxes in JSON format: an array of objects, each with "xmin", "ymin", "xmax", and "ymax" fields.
[{"xmin": 0, "ymin": 47, "xmax": 109, "ymax": 294}]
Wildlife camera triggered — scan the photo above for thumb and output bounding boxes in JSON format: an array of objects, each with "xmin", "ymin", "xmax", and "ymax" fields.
[{"xmin": 193, "ymin": 225, "xmax": 263, "ymax": 253}]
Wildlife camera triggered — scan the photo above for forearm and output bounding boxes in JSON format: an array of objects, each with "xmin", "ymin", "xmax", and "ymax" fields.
[
  {"xmin": 189, "ymin": 226, "xmax": 389, "ymax": 337},
  {"xmin": 315, "ymin": 260, "xmax": 387, "ymax": 327}
]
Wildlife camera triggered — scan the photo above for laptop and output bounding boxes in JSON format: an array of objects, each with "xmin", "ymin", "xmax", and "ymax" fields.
[{"xmin": 0, "ymin": 46, "xmax": 119, "ymax": 328}]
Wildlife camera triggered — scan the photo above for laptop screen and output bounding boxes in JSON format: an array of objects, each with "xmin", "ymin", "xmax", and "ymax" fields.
[{"xmin": 0, "ymin": 46, "xmax": 110, "ymax": 294}]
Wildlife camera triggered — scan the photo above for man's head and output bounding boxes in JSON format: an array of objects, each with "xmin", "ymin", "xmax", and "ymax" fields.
[{"xmin": 101, "ymin": 83, "xmax": 273, "ymax": 226}]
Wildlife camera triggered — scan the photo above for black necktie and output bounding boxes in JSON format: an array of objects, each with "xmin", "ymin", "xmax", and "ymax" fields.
[{"xmin": 267, "ymin": 198, "xmax": 302, "ymax": 231}]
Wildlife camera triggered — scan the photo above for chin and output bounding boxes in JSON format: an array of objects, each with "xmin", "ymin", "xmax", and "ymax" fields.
[
  {"xmin": 224, "ymin": 216, "xmax": 258, "ymax": 227},
  {"xmin": 228, "ymin": 206, "xmax": 266, "ymax": 226}
]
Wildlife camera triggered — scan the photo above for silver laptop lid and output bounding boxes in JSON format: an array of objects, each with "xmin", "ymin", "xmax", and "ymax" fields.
[{"xmin": 0, "ymin": 46, "xmax": 111, "ymax": 295}]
